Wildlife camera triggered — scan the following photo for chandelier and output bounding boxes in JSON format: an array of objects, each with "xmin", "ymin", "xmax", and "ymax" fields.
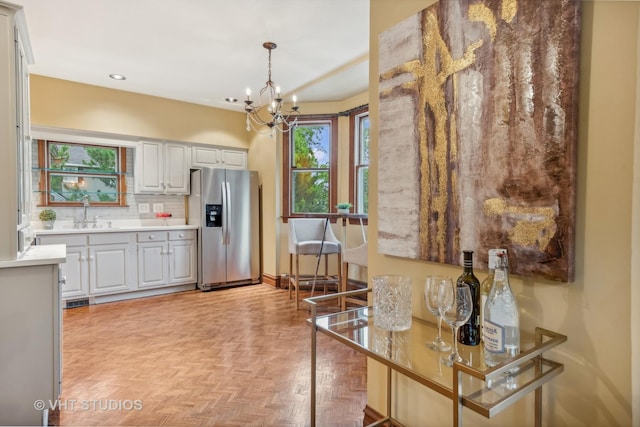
[{"xmin": 244, "ymin": 42, "xmax": 300, "ymax": 135}]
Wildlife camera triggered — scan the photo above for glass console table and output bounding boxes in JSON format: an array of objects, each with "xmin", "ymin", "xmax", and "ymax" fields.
[{"xmin": 305, "ymin": 289, "xmax": 567, "ymax": 427}]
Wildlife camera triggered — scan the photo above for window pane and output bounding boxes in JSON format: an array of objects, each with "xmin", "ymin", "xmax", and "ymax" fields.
[
  {"xmin": 49, "ymin": 174, "xmax": 118, "ymax": 203},
  {"xmin": 359, "ymin": 116, "xmax": 370, "ymax": 165},
  {"xmin": 357, "ymin": 167, "xmax": 369, "ymax": 214},
  {"xmin": 292, "ymin": 170, "xmax": 329, "ymax": 213},
  {"xmin": 49, "ymin": 143, "xmax": 117, "ymax": 173},
  {"xmin": 292, "ymin": 124, "xmax": 330, "ymax": 168}
]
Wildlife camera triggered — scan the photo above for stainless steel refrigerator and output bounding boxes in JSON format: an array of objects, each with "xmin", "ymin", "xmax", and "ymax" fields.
[{"xmin": 188, "ymin": 168, "xmax": 261, "ymax": 290}]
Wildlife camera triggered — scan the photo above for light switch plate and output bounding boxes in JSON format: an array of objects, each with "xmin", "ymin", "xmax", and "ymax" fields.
[
  {"xmin": 153, "ymin": 203, "xmax": 164, "ymax": 213},
  {"xmin": 138, "ymin": 203, "xmax": 150, "ymax": 214}
]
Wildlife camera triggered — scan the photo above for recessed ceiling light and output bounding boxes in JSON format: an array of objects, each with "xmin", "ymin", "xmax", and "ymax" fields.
[
  {"xmin": 109, "ymin": 73, "xmax": 126, "ymax": 80},
  {"xmin": 225, "ymin": 97, "xmax": 238, "ymax": 103}
]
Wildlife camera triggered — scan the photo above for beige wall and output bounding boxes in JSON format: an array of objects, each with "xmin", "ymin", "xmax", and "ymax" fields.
[
  {"xmin": 30, "ymin": 75, "xmax": 248, "ymax": 148},
  {"xmin": 368, "ymin": 1, "xmax": 638, "ymax": 425}
]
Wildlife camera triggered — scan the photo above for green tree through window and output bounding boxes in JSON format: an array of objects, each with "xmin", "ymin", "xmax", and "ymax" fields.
[
  {"xmin": 40, "ymin": 140, "xmax": 126, "ymax": 207},
  {"xmin": 285, "ymin": 116, "xmax": 337, "ymax": 216}
]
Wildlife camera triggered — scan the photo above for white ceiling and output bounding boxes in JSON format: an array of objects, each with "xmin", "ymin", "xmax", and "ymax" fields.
[{"xmin": 13, "ymin": 0, "xmax": 370, "ymax": 112}]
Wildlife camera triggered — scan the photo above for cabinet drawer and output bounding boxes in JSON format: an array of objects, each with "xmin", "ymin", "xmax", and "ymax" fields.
[
  {"xmin": 39, "ymin": 234, "xmax": 87, "ymax": 246},
  {"xmin": 169, "ymin": 230, "xmax": 195, "ymax": 241},
  {"xmin": 137, "ymin": 231, "xmax": 168, "ymax": 242},
  {"xmin": 89, "ymin": 233, "xmax": 132, "ymax": 245}
]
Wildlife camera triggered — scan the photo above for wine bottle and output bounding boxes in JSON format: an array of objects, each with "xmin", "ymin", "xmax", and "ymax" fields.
[
  {"xmin": 480, "ymin": 249, "xmax": 506, "ymax": 344},
  {"xmin": 483, "ymin": 252, "xmax": 520, "ymax": 369},
  {"xmin": 457, "ymin": 250, "xmax": 480, "ymax": 346}
]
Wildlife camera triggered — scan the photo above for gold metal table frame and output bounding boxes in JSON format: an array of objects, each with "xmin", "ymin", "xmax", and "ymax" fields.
[{"xmin": 306, "ymin": 289, "xmax": 567, "ymax": 427}]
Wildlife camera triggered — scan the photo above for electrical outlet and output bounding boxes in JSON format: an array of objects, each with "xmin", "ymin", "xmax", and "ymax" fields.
[
  {"xmin": 153, "ymin": 203, "xmax": 164, "ymax": 213},
  {"xmin": 138, "ymin": 203, "xmax": 149, "ymax": 214}
]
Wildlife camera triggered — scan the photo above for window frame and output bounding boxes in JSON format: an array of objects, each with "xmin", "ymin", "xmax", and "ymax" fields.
[
  {"xmin": 349, "ymin": 106, "xmax": 369, "ymax": 223},
  {"xmin": 38, "ymin": 139, "xmax": 127, "ymax": 207},
  {"xmin": 282, "ymin": 114, "xmax": 338, "ymax": 221}
]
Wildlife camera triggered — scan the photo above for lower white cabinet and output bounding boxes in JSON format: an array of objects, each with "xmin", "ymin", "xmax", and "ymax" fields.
[
  {"xmin": 88, "ymin": 233, "xmax": 136, "ymax": 295},
  {"xmin": 37, "ymin": 234, "xmax": 89, "ymax": 299},
  {"xmin": 37, "ymin": 228, "xmax": 196, "ymax": 301},
  {"xmin": 137, "ymin": 229, "xmax": 196, "ymax": 288},
  {"xmin": 62, "ymin": 245, "xmax": 89, "ymax": 298}
]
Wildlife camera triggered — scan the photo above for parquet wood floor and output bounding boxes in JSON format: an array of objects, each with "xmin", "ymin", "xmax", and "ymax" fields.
[{"xmin": 56, "ymin": 284, "xmax": 367, "ymax": 426}]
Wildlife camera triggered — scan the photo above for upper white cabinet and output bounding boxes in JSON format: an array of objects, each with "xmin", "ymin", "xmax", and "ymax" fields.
[
  {"xmin": 134, "ymin": 140, "xmax": 190, "ymax": 194},
  {"xmin": 0, "ymin": 2, "xmax": 34, "ymax": 260},
  {"xmin": 191, "ymin": 145, "xmax": 247, "ymax": 169}
]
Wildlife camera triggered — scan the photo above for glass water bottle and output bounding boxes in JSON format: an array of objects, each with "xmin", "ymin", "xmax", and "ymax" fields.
[{"xmin": 483, "ymin": 253, "xmax": 520, "ymax": 368}]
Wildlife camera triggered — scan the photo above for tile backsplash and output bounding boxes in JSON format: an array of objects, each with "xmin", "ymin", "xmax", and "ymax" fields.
[{"xmin": 31, "ymin": 146, "xmax": 187, "ymax": 227}]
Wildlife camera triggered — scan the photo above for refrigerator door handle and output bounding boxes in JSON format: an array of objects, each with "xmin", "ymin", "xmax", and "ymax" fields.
[
  {"xmin": 221, "ymin": 180, "xmax": 228, "ymax": 245},
  {"xmin": 225, "ymin": 181, "xmax": 232, "ymax": 245}
]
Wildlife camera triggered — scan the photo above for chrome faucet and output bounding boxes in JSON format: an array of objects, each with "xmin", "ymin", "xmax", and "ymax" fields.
[
  {"xmin": 73, "ymin": 195, "xmax": 98, "ymax": 228},
  {"xmin": 82, "ymin": 195, "xmax": 90, "ymax": 222}
]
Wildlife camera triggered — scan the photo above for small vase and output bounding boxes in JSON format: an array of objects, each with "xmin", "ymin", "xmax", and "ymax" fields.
[
  {"xmin": 42, "ymin": 220, "xmax": 55, "ymax": 230},
  {"xmin": 337, "ymin": 208, "xmax": 349, "ymax": 215}
]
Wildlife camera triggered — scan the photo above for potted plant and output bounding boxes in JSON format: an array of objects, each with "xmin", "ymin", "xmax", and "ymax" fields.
[
  {"xmin": 39, "ymin": 209, "xmax": 57, "ymax": 230},
  {"xmin": 336, "ymin": 202, "xmax": 352, "ymax": 215}
]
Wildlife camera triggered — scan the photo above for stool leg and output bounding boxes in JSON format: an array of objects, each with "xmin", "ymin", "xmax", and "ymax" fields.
[
  {"xmin": 289, "ymin": 253, "xmax": 293, "ymax": 300},
  {"xmin": 342, "ymin": 261, "xmax": 348, "ymax": 311},
  {"xmin": 336, "ymin": 251, "xmax": 342, "ymax": 306},
  {"xmin": 324, "ymin": 255, "xmax": 329, "ymax": 295},
  {"xmin": 295, "ymin": 253, "xmax": 300, "ymax": 310}
]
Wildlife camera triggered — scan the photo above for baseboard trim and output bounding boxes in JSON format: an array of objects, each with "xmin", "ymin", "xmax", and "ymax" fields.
[
  {"xmin": 262, "ymin": 273, "xmax": 277, "ymax": 287},
  {"xmin": 363, "ymin": 404, "xmax": 395, "ymax": 426}
]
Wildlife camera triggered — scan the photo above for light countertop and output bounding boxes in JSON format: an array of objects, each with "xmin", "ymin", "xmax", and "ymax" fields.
[
  {"xmin": 34, "ymin": 219, "xmax": 199, "ymax": 236},
  {"xmin": 0, "ymin": 244, "xmax": 66, "ymax": 269}
]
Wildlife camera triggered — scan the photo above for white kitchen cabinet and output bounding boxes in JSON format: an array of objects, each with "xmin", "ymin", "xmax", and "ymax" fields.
[
  {"xmin": 0, "ymin": 245, "xmax": 63, "ymax": 426},
  {"xmin": 137, "ymin": 232, "xmax": 169, "ymax": 288},
  {"xmin": 38, "ymin": 232, "xmax": 136, "ymax": 299},
  {"xmin": 0, "ymin": 2, "xmax": 34, "ymax": 260},
  {"xmin": 37, "ymin": 228, "xmax": 196, "ymax": 303},
  {"xmin": 61, "ymin": 245, "xmax": 89, "ymax": 298},
  {"xmin": 168, "ymin": 230, "xmax": 196, "ymax": 284},
  {"xmin": 220, "ymin": 149, "xmax": 247, "ymax": 169},
  {"xmin": 134, "ymin": 140, "xmax": 190, "ymax": 194},
  {"xmin": 89, "ymin": 244, "xmax": 134, "ymax": 295},
  {"xmin": 37, "ymin": 234, "xmax": 89, "ymax": 299},
  {"xmin": 137, "ymin": 229, "xmax": 196, "ymax": 288},
  {"xmin": 87, "ymin": 233, "xmax": 136, "ymax": 295},
  {"xmin": 192, "ymin": 145, "xmax": 220, "ymax": 167},
  {"xmin": 191, "ymin": 145, "xmax": 247, "ymax": 169}
]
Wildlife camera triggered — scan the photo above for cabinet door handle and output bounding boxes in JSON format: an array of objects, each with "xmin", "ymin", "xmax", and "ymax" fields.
[
  {"xmin": 89, "ymin": 256, "xmax": 95, "ymax": 261},
  {"xmin": 168, "ymin": 250, "xmax": 174, "ymax": 255},
  {"xmin": 148, "ymin": 235, "xmax": 155, "ymax": 240},
  {"xmin": 80, "ymin": 256, "xmax": 86, "ymax": 261},
  {"xmin": 179, "ymin": 233, "xmax": 184, "ymax": 238}
]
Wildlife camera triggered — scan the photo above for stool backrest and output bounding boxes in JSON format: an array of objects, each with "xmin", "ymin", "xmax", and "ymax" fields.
[{"xmin": 288, "ymin": 218, "xmax": 339, "ymax": 254}]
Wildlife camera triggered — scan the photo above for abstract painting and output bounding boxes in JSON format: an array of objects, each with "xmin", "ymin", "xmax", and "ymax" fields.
[{"xmin": 377, "ymin": 0, "xmax": 580, "ymax": 281}]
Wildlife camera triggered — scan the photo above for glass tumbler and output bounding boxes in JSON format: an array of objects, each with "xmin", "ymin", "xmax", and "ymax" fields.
[{"xmin": 372, "ymin": 275, "xmax": 412, "ymax": 331}]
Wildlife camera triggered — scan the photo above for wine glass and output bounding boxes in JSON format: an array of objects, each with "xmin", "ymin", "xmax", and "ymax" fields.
[
  {"xmin": 439, "ymin": 282, "xmax": 473, "ymax": 366},
  {"xmin": 424, "ymin": 276, "xmax": 452, "ymax": 352}
]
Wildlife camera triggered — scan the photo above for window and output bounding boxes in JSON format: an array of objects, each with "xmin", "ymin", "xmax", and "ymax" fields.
[
  {"xmin": 283, "ymin": 115, "xmax": 338, "ymax": 217},
  {"xmin": 38, "ymin": 140, "xmax": 127, "ymax": 207},
  {"xmin": 350, "ymin": 108, "xmax": 369, "ymax": 214}
]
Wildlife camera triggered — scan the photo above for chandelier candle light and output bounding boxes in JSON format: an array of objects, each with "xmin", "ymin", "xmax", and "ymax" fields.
[{"xmin": 244, "ymin": 42, "xmax": 300, "ymax": 136}]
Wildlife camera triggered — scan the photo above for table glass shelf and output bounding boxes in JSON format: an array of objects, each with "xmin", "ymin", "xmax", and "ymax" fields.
[{"xmin": 307, "ymin": 290, "xmax": 566, "ymax": 427}]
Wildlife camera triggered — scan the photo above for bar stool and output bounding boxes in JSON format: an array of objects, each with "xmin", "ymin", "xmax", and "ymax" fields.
[{"xmin": 288, "ymin": 218, "xmax": 342, "ymax": 309}]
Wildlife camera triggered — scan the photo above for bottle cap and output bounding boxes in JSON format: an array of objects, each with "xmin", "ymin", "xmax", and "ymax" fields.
[{"xmin": 488, "ymin": 248, "xmax": 507, "ymax": 269}]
